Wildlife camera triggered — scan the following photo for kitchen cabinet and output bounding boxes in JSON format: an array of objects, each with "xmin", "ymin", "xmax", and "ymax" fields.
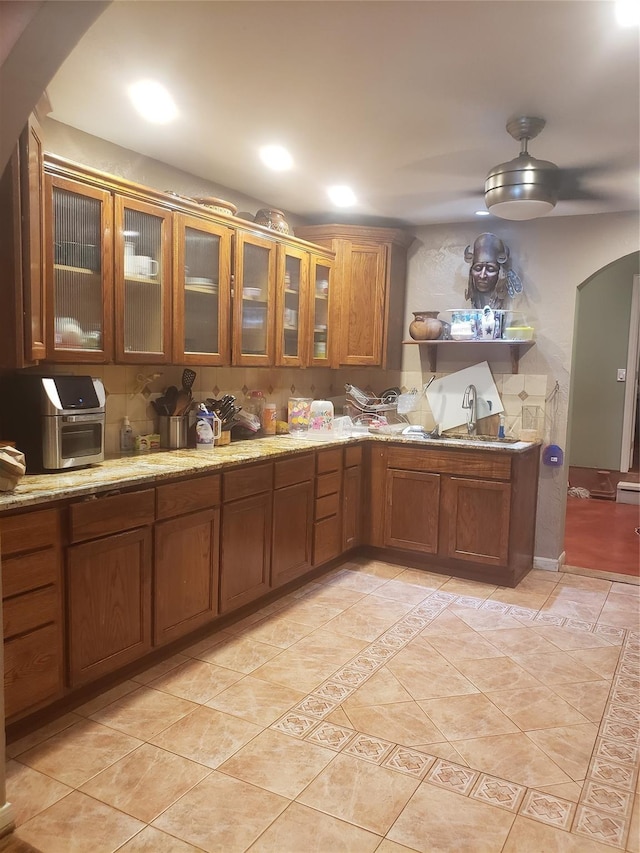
[
  {"xmin": 45, "ymin": 157, "xmax": 173, "ymax": 364},
  {"xmin": 0, "ymin": 116, "xmax": 47, "ymax": 368},
  {"xmin": 173, "ymin": 213, "xmax": 232, "ymax": 365},
  {"xmin": 441, "ymin": 476, "xmax": 510, "ymax": 567},
  {"xmin": 342, "ymin": 444, "xmax": 363, "ymax": 551},
  {"xmin": 220, "ymin": 463, "xmax": 273, "ymax": 613},
  {"xmin": 41, "ymin": 155, "xmax": 339, "ymax": 367},
  {"xmin": 275, "ymin": 243, "xmax": 308, "ymax": 367},
  {"xmin": 66, "ymin": 489, "xmax": 154, "ymax": 686},
  {"xmin": 232, "ymin": 230, "xmax": 278, "ymax": 365},
  {"xmin": 1, "ymin": 508, "xmax": 63, "ymax": 721},
  {"xmin": 45, "ymin": 174, "xmax": 113, "ymax": 362},
  {"xmin": 114, "ymin": 195, "xmax": 172, "ymax": 363},
  {"xmin": 271, "ymin": 454, "xmax": 314, "ymax": 587},
  {"xmin": 371, "ymin": 442, "xmax": 539, "ymax": 586},
  {"xmin": 313, "ymin": 448, "xmax": 343, "ymax": 566},
  {"xmin": 384, "ymin": 469, "xmax": 440, "ymax": 553},
  {"xmin": 308, "ymin": 252, "xmax": 334, "ymax": 366},
  {"xmin": 295, "ymin": 224, "xmax": 412, "ymax": 369},
  {"xmin": 154, "ymin": 474, "xmax": 221, "ymax": 645}
]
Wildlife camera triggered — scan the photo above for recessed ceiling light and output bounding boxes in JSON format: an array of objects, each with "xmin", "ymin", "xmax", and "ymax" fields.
[
  {"xmin": 615, "ymin": 0, "xmax": 640, "ymax": 26},
  {"xmin": 475, "ymin": 210, "xmax": 490, "ymax": 216},
  {"xmin": 259, "ymin": 145, "xmax": 293, "ymax": 171},
  {"xmin": 327, "ymin": 185, "xmax": 357, "ymax": 207},
  {"xmin": 128, "ymin": 80, "xmax": 178, "ymax": 124}
]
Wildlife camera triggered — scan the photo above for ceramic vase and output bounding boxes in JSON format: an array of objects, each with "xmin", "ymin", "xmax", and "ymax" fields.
[{"xmin": 409, "ymin": 310, "xmax": 443, "ymax": 341}]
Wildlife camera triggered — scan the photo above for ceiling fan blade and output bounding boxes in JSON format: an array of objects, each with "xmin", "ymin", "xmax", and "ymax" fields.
[{"xmin": 399, "ymin": 148, "xmax": 488, "ymax": 178}]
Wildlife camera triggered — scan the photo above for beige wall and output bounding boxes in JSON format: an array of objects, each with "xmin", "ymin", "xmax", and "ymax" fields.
[{"xmin": 401, "ymin": 212, "xmax": 640, "ymax": 563}]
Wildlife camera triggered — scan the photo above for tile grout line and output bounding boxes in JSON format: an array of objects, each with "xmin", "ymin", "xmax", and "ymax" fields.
[{"xmin": 269, "ymin": 587, "xmax": 637, "ymax": 849}]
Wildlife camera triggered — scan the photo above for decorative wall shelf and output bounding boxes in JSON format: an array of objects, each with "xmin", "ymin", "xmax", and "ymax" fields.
[{"xmin": 402, "ymin": 339, "xmax": 535, "ymax": 374}]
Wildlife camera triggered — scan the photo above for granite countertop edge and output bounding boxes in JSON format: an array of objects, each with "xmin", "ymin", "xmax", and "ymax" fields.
[{"xmin": 0, "ymin": 433, "xmax": 538, "ymax": 513}]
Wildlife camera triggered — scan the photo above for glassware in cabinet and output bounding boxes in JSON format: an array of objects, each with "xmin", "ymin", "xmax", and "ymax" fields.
[
  {"xmin": 173, "ymin": 214, "xmax": 232, "ymax": 365},
  {"xmin": 47, "ymin": 175, "xmax": 113, "ymax": 362},
  {"xmin": 232, "ymin": 231, "xmax": 276, "ymax": 365},
  {"xmin": 309, "ymin": 255, "xmax": 332, "ymax": 365},
  {"xmin": 275, "ymin": 243, "xmax": 308, "ymax": 366},
  {"xmin": 115, "ymin": 196, "xmax": 172, "ymax": 363}
]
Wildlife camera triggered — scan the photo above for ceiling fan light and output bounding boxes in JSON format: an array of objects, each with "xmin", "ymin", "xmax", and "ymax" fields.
[
  {"xmin": 485, "ymin": 152, "xmax": 559, "ymax": 220},
  {"xmin": 486, "ymin": 198, "xmax": 556, "ymax": 221}
]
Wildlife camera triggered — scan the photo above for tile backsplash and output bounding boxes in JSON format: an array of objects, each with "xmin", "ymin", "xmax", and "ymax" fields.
[{"xmin": 57, "ymin": 364, "xmax": 546, "ymax": 454}]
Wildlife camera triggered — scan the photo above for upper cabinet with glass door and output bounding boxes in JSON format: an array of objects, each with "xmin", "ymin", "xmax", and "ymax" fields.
[
  {"xmin": 308, "ymin": 252, "xmax": 333, "ymax": 367},
  {"xmin": 46, "ymin": 175, "xmax": 113, "ymax": 362},
  {"xmin": 232, "ymin": 231, "xmax": 277, "ymax": 366},
  {"xmin": 173, "ymin": 214, "xmax": 232, "ymax": 365},
  {"xmin": 114, "ymin": 197, "xmax": 172, "ymax": 363},
  {"xmin": 275, "ymin": 244, "xmax": 308, "ymax": 367}
]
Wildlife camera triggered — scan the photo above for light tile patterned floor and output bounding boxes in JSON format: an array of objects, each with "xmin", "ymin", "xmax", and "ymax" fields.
[{"xmin": 6, "ymin": 560, "xmax": 640, "ymax": 853}]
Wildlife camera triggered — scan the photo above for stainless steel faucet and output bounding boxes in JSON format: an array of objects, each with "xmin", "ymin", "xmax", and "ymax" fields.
[{"xmin": 462, "ymin": 383, "xmax": 477, "ymax": 435}]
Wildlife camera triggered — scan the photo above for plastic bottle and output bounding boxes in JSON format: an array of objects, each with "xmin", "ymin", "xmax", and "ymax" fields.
[
  {"xmin": 498, "ymin": 414, "xmax": 506, "ymax": 439},
  {"xmin": 262, "ymin": 402, "xmax": 277, "ymax": 435},
  {"xmin": 120, "ymin": 416, "xmax": 134, "ymax": 452}
]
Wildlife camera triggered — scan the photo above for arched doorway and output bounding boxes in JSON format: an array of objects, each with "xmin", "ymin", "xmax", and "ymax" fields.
[{"xmin": 564, "ymin": 252, "xmax": 640, "ymax": 579}]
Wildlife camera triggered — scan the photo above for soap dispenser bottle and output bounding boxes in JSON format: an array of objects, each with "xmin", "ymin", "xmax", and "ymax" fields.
[{"xmin": 120, "ymin": 416, "xmax": 134, "ymax": 452}]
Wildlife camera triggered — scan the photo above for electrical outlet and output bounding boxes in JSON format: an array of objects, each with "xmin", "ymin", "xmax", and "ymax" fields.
[{"xmin": 617, "ymin": 368, "xmax": 626, "ymax": 382}]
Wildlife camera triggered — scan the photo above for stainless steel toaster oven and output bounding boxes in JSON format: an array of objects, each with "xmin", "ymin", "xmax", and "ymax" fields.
[{"xmin": 1, "ymin": 374, "xmax": 106, "ymax": 472}]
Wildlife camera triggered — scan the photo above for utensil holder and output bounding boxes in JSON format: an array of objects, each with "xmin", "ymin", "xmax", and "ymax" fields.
[{"xmin": 159, "ymin": 415, "xmax": 188, "ymax": 449}]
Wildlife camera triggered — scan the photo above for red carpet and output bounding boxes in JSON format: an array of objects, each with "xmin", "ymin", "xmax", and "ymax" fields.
[{"xmin": 564, "ymin": 496, "xmax": 640, "ymax": 577}]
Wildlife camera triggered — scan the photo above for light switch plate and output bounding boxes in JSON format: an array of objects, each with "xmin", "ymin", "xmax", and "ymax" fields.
[{"xmin": 617, "ymin": 368, "xmax": 626, "ymax": 382}]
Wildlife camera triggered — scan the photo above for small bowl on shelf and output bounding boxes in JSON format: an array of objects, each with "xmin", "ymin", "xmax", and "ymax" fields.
[{"xmin": 243, "ymin": 286, "xmax": 262, "ymax": 300}]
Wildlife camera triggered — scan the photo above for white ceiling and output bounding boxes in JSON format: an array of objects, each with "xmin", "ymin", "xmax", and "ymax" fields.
[{"xmin": 46, "ymin": 0, "xmax": 639, "ymax": 226}]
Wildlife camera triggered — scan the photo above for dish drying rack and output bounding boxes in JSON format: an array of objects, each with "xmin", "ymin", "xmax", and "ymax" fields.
[{"xmin": 344, "ymin": 380, "xmax": 433, "ymax": 425}]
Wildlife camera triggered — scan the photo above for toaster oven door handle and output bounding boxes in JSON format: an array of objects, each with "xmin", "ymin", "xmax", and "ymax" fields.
[{"xmin": 62, "ymin": 414, "xmax": 101, "ymax": 424}]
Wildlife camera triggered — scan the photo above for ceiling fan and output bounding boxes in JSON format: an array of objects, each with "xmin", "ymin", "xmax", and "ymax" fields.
[{"xmin": 484, "ymin": 116, "xmax": 617, "ymax": 220}]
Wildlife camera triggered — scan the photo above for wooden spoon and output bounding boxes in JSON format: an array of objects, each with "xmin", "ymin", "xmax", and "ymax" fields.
[{"xmin": 172, "ymin": 388, "xmax": 192, "ymax": 417}]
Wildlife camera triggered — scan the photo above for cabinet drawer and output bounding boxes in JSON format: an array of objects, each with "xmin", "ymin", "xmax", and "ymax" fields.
[
  {"xmin": 4, "ymin": 623, "xmax": 63, "ymax": 719},
  {"xmin": 274, "ymin": 454, "xmax": 314, "ymax": 489},
  {"xmin": 0, "ymin": 508, "xmax": 60, "ymax": 556},
  {"xmin": 315, "ymin": 492, "xmax": 340, "ymax": 521},
  {"xmin": 387, "ymin": 445, "xmax": 511, "ymax": 480},
  {"xmin": 69, "ymin": 489, "xmax": 155, "ymax": 543},
  {"xmin": 224, "ymin": 463, "xmax": 273, "ymax": 502},
  {"xmin": 316, "ymin": 448, "xmax": 343, "ymax": 474},
  {"xmin": 2, "ymin": 548, "xmax": 59, "ymax": 598},
  {"xmin": 156, "ymin": 474, "xmax": 221, "ymax": 520},
  {"xmin": 316, "ymin": 470, "xmax": 342, "ymax": 498},
  {"xmin": 344, "ymin": 445, "xmax": 362, "ymax": 468},
  {"xmin": 313, "ymin": 515, "xmax": 342, "ymax": 566},
  {"xmin": 4, "ymin": 585, "xmax": 59, "ymax": 639}
]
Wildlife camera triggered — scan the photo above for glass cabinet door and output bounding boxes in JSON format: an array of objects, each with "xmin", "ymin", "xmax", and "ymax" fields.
[
  {"xmin": 47, "ymin": 175, "xmax": 113, "ymax": 362},
  {"xmin": 115, "ymin": 196, "xmax": 172, "ymax": 363},
  {"xmin": 309, "ymin": 254, "xmax": 333, "ymax": 366},
  {"xmin": 173, "ymin": 214, "xmax": 232, "ymax": 365},
  {"xmin": 232, "ymin": 231, "xmax": 276, "ymax": 365},
  {"xmin": 275, "ymin": 244, "xmax": 308, "ymax": 367}
]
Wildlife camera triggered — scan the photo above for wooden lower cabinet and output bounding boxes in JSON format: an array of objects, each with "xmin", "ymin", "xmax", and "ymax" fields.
[
  {"xmin": 441, "ymin": 476, "xmax": 511, "ymax": 567},
  {"xmin": 375, "ymin": 442, "xmax": 539, "ymax": 586},
  {"xmin": 154, "ymin": 507, "xmax": 220, "ymax": 646},
  {"xmin": 1, "ymin": 507, "xmax": 63, "ymax": 721},
  {"xmin": 220, "ymin": 491, "xmax": 272, "ymax": 614},
  {"xmin": 271, "ymin": 481, "xmax": 313, "ymax": 588},
  {"xmin": 342, "ymin": 463, "xmax": 362, "ymax": 551},
  {"xmin": 67, "ymin": 526, "xmax": 152, "ymax": 687},
  {"xmin": 384, "ymin": 469, "xmax": 440, "ymax": 554}
]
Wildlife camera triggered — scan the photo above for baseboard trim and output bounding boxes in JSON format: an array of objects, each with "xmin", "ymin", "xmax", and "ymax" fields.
[
  {"xmin": 533, "ymin": 552, "xmax": 565, "ymax": 572},
  {"xmin": 0, "ymin": 801, "xmax": 16, "ymax": 837}
]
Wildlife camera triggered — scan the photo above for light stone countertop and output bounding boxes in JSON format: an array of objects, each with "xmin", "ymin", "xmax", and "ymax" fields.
[{"xmin": 0, "ymin": 432, "xmax": 537, "ymax": 514}]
